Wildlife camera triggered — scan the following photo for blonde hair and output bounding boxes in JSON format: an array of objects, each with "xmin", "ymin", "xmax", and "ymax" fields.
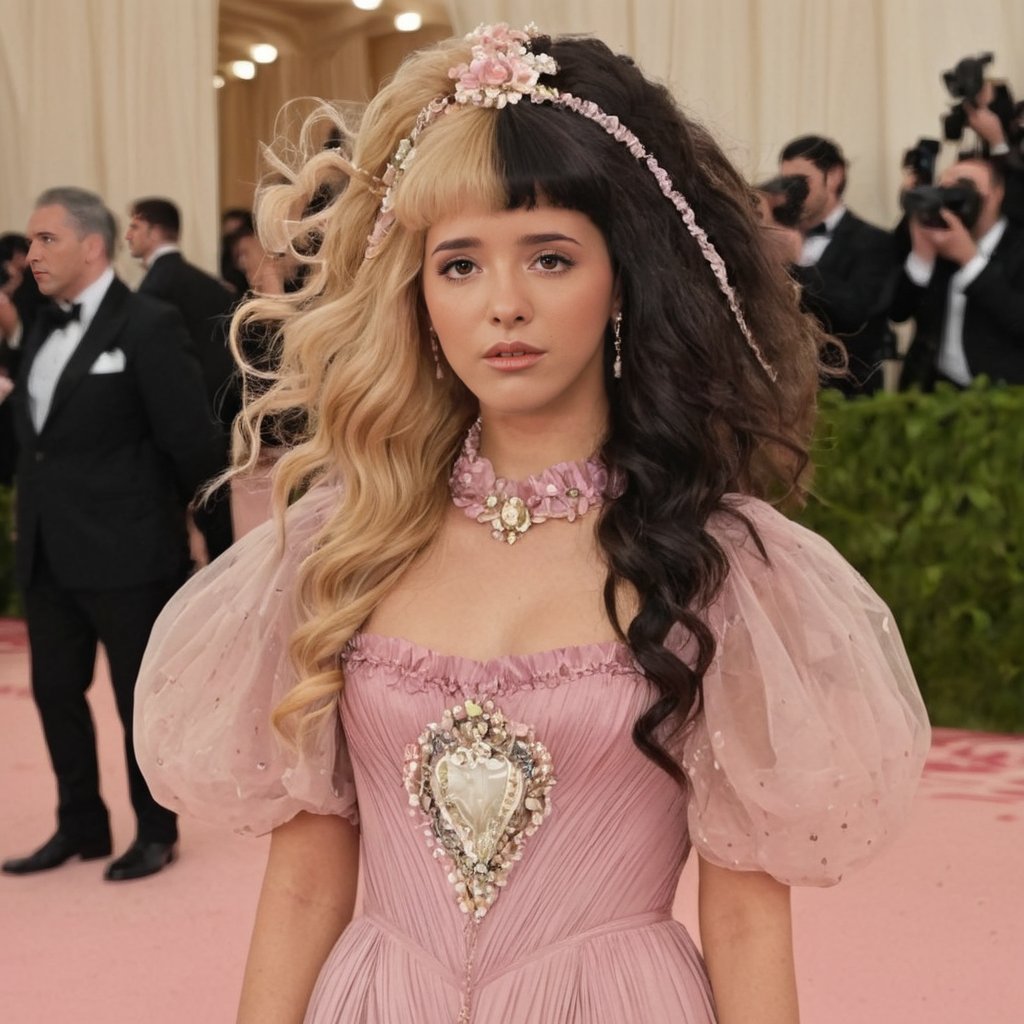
[{"xmin": 230, "ymin": 37, "xmax": 500, "ymax": 741}]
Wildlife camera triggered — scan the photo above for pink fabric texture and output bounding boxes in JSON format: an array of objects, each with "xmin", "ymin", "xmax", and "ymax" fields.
[
  {"xmin": 135, "ymin": 487, "xmax": 929, "ymax": 1023},
  {"xmin": 135, "ymin": 486, "xmax": 358, "ymax": 836}
]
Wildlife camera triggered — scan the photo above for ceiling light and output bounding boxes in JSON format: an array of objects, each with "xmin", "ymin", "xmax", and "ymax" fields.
[
  {"xmin": 231, "ymin": 60, "xmax": 256, "ymax": 80},
  {"xmin": 395, "ymin": 11, "xmax": 422, "ymax": 31},
  {"xmin": 250, "ymin": 43, "xmax": 278, "ymax": 64},
  {"xmin": 352, "ymin": 0, "xmax": 383, "ymax": 10},
  {"xmin": 213, "ymin": 74, "xmax": 226, "ymax": 89}
]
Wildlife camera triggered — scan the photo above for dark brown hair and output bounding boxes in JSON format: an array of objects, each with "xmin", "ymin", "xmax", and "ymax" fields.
[{"xmin": 499, "ymin": 37, "xmax": 824, "ymax": 781}]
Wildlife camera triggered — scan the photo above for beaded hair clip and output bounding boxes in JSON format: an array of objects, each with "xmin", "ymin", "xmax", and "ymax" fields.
[{"xmin": 364, "ymin": 23, "xmax": 777, "ymax": 383}]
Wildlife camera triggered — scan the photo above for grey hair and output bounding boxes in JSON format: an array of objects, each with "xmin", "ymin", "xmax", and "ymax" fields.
[{"xmin": 35, "ymin": 186, "xmax": 117, "ymax": 259}]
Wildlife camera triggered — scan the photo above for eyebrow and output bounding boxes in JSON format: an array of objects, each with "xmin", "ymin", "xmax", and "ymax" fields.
[{"xmin": 430, "ymin": 232, "xmax": 582, "ymax": 256}]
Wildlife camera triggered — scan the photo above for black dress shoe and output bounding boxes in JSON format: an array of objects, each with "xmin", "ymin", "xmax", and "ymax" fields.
[
  {"xmin": 103, "ymin": 840, "xmax": 176, "ymax": 882},
  {"xmin": 2, "ymin": 832, "xmax": 112, "ymax": 875}
]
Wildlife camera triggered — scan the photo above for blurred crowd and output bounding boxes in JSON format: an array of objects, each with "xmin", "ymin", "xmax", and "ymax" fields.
[{"xmin": 755, "ymin": 53, "xmax": 1024, "ymax": 396}]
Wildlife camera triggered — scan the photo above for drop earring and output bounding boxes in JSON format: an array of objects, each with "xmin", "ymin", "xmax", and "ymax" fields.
[
  {"xmin": 612, "ymin": 313, "xmax": 623, "ymax": 379},
  {"xmin": 429, "ymin": 326, "xmax": 443, "ymax": 380}
]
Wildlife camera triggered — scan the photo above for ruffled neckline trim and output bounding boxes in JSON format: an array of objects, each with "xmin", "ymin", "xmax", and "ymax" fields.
[{"xmin": 344, "ymin": 632, "xmax": 640, "ymax": 696}]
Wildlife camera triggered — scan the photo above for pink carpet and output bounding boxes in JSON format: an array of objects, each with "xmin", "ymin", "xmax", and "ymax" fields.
[{"xmin": 1, "ymin": 617, "xmax": 1020, "ymax": 1023}]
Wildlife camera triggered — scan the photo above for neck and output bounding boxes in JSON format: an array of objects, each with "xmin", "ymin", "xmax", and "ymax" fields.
[
  {"xmin": 477, "ymin": 403, "xmax": 609, "ymax": 479},
  {"xmin": 58, "ymin": 263, "xmax": 108, "ymax": 304},
  {"xmin": 973, "ymin": 211, "xmax": 1001, "ymax": 241},
  {"xmin": 806, "ymin": 199, "xmax": 840, "ymax": 234}
]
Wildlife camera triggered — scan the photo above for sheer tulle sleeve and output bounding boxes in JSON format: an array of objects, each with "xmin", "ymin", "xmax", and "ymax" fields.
[
  {"xmin": 681, "ymin": 498, "xmax": 930, "ymax": 885},
  {"xmin": 134, "ymin": 485, "xmax": 358, "ymax": 836}
]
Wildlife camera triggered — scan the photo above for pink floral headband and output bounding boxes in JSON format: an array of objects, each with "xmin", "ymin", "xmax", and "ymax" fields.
[{"xmin": 364, "ymin": 23, "xmax": 777, "ymax": 383}]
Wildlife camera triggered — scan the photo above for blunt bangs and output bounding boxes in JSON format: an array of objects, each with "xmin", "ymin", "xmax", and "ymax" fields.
[
  {"xmin": 392, "ymin": 100, "xmax": 620, "ymax": 241},
  {"xmin": 392, "ymin": 106, "xmax": 505, "ymax": 231},
  {"xmin": 496, "ymin": 101, "xmax": 616, "ymax": 236}
]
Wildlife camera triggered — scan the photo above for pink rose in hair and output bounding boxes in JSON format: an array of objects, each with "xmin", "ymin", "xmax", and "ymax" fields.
[
  {"xmin": 472, "ymin": 56, "xmax": 513, "ymax": 88},
  {"xmin": 511, "ymin": 63, "xmax": 539, "ymax": 91}
]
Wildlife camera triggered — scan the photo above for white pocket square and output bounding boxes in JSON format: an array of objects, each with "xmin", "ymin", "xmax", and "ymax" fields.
[{"xmin": 89, "ymin": 349, "xmax": 126, "ymax": 374}]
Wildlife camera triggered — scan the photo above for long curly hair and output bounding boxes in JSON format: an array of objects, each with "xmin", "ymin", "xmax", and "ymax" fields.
[{"xmin": 232, "ymin": 32, "xmax": 825, "ymax": 782}]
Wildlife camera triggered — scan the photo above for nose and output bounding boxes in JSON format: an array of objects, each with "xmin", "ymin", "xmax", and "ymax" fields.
[{"xmin": 487, "ymin": 268, "xmax": 533, "ymax": 329}]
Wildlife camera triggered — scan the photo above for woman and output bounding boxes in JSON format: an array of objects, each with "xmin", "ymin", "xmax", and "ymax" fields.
[{"xmin": 136, "ymin": 26, "xmax": 930, "ymax": 1024}]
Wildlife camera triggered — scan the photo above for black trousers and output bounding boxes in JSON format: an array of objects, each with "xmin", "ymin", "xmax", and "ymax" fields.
[{"xmin": 23, "ymin": 546, "xmax": 181, "ymax": 845}]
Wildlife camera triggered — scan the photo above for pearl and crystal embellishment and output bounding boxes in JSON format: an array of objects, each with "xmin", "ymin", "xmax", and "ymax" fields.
[
  {"xmin": 450, "ymin": 419, "xmax": 613, "ymax": 545},
  {"xmin": 482, "ymin": 494, "xmax": 532, "ymax": 544},
  {"xmin": 404, "ymin": 698, "xmax": 555, "ymax": 919}
]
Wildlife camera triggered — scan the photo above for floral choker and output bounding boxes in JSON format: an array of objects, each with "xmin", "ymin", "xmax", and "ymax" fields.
[{"xmin": 450, "ymin": 419, "xmax": 616, "ymax": 544}]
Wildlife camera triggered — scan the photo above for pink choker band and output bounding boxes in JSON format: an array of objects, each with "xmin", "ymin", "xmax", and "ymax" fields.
[{"xmin": 450, "ymin": 419, "xmax": 617, "ymax": 545}]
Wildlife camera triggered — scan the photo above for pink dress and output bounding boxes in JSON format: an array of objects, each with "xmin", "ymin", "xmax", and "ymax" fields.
[{"xmin": 135, "ymin": 487, "xmax": 930, "ymax": 1023}]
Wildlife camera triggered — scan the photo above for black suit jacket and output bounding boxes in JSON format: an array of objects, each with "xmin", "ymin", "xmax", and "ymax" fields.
[
  {"xmin": 139, "ymin": 252, "xmax": 236, "ymax": 428},
  {"xmin": 13, "ymin": 277, "xmax": 221, "ymax": 590},
  {"xmin": 890, "ymin": 220, "xmax": 1024, "ymax": 389},
  {"xmin": 793, "ymin": 210, "xmax": 899, "ymax": 395}
]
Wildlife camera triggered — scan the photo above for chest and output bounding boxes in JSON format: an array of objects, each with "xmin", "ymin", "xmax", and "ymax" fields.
[{"xmin": 365, "ymin": 505, "xmax": 626, "ymax": 660}]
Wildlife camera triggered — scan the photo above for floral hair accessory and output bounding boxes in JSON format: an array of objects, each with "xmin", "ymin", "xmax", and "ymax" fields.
[
  {"xmin": 449, "ymin": 22, "xmax": 557, "ymax": 108},
  {"xmin": 363, "ymin": 23, "xmax": 777, "ymax": 382}
]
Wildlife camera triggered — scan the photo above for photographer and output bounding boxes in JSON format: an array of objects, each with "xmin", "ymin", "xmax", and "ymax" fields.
[
  {"xmin": 893, "ymin": 155, "xmax": 1024, "ymax": 389},
  {"xmin": 962, "ymin": 82, "xmax": 1024, "ymax": 224},
  {"xmin": 778, "ymin": 135, "xmax": 898, "ymax": 397},
  {"xmin": 940, "ymin": 53, "xmax": 1024, "ymax": 223}
]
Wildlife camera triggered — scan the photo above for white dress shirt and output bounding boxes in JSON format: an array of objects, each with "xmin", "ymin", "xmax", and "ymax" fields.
[
  {"xmin": 904, "ymin": 217, "xmax": 1008, "ymax": 385},
  {"xmin": 28, "ymin": 266, "xmax": 115, "ymax": 432},
  {"xmin": 798, "ymin": 205, "xmax": 847, "ymax": 268}
]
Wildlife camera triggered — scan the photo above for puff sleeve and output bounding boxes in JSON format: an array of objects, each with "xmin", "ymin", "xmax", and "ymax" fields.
[
  {"xmin": 134, "ymin": 485, "xmax": 358, "ymax": 836},
  {"xmin": 681, "ymin": 498, "xmax": 930, "ymax": 885}
]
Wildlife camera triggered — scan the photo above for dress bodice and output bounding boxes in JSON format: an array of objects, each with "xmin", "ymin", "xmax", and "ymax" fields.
[{"xmin": 342, "ymin": 633, "xmax": 687, "ymax": 978}]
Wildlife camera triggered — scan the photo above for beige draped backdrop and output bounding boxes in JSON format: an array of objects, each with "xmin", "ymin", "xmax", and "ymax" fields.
[
  {"xmin": 2, "ymin": 0, "xmax": 1022, "ymax": 270},
  {"xmin": 0, "ymin": 0, "xmax": 219, "ymax": 281},
  {"xmin": 216, "ymin": 25, "xmax": 451, "ymax": 212},
  {"xmin": 447, "ymin": 0, "xmax": 1024, "ymax": 228}
]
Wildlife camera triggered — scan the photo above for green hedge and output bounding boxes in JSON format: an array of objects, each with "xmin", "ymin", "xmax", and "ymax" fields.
[{"xmin": 797, "ymin": 383, "xmax": 1024, "ymax": 734}]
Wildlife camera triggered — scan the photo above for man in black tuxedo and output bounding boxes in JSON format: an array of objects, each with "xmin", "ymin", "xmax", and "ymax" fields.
[
  {"xmin": 1, "ymin": 187, "xmax": 220, "ymax": 881},
  {"xmin": 893, "ymin": 156, "xmax": 1024, "ymax": 389},
  {"xmin": 780, "ymin": 135, "xmax": 899, "ymax": 396},
  {"xmin": 126, "ymin": 197, "xmax": 237, "ymax": 558}
]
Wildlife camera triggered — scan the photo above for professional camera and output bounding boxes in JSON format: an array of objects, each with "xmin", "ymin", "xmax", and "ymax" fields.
[
  {"xmin": 902, "ymin": 138, "xmax": 941, "ymax": 186},
  {"xmin": 940, "ymin": 51, "xmax": 1019, "ymax": 146},
  {"xmin": 900, "ymin": 178, "xmax": 982, "ymax": 230},
  {"xmin": 942, "ymin": 52, "xmax": 993, "ymax": 140},
  {"xmin": 755, "ymin": 174, "xmax": 809, "ymax": 228},
  {"xmin": 943, "ymin": 52, "xmax": 993, "ymax": 104}
]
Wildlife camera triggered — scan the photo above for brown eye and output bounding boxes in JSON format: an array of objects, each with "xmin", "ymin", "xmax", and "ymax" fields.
[
  {"xmin": 442, "ymin": 258, "xmax": 476, "ymax": 278},
  {"xmin": 535, "ymin": 252, "xmax": 573, "ymax": 272}
]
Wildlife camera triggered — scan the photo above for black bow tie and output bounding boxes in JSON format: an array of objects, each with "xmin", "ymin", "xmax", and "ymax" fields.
[
  {"xmin": 807, "ymin": 222, "xmax": 831, "ymax": 237},
  {"xmin": 41, "ymin": 302, "xmax": 81, "ymax": 332}
]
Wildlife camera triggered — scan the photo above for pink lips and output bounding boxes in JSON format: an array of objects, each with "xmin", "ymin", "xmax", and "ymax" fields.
[{"xmin": 483, "ymin": 342, "xmax": 544, "ymax": 372}]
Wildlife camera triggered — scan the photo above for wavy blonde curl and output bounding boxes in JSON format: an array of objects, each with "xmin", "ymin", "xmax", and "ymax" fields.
[{"xmin": 227, "ymin": 37, "xmax": 504, "ymax": 744}]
